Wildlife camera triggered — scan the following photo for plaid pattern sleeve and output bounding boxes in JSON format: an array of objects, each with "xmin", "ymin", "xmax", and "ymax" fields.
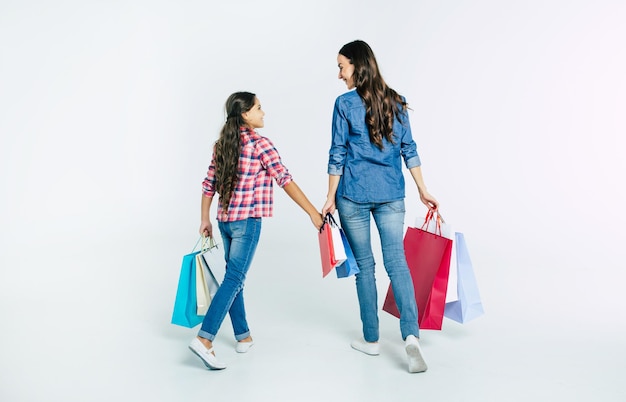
[
  {"xmin": 207, "ymin": 128, "xmax": 293, "ymax": 222},
  {"xmin": 201, "ymin": 149, "xmax": 217, "ymax": 198},
  {"xmin": 256, "ymin": 137, "xmax": 293, "ymax": 189}
]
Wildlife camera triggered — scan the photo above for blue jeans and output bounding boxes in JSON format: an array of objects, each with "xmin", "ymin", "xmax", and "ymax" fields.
[
  {"xmin": 198, "ymin": 217, "xmax": 262, "ymax": 342},
  {"xmin": 336, "ymin": 197, "xmax": 419, "ymax": 342}
]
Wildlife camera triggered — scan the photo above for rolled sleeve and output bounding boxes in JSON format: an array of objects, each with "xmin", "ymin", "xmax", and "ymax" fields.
[
  {"xmin": 398, "ymin": 110, "xmax": 421, "ymax": 169},
  {"xmin": 328, "ymin": 97, "xmax": 348, "ymax": 176},
  {"xmin": 404, "ymin": 155, "xmax": 421, "ymax": 169}
]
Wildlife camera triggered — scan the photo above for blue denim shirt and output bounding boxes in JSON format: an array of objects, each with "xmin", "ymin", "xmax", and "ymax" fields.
[{"xmin": 328, "ymin": 90, "xmax": 421, "ymax": 203}]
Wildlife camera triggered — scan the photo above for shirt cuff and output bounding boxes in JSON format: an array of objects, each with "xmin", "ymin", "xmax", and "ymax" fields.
[
  {"xmin": 405, "ymin": 155, "xmax": 421, "ymax": 169},
  {"xmin": 275, "ymin": 174, "xmax": 293, "ymax": 188},
  {"xmin": 327, "ymin": 165, "xmax": 344, "ymax": 175}
]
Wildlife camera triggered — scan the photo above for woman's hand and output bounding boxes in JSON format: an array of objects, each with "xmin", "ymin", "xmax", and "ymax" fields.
[
  {"xmin": 322, "ymin": 198, "xmax": 336, "ymax": 216},
  {"xmin": 419, "ymin": 190, "xmax": 439, "ymax": 212}
]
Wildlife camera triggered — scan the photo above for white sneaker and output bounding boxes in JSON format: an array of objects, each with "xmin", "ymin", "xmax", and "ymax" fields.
[
  {"xmin": 405, "ymin": 335, "xmax": 427, "ymax": 373},
  {"xmin": 189, "ymin": 338, "xmax": 226, "ymax": 370},
  {"xmin": 350, "ymin": 338, "xmax": 380, "ymax": 356},
  {"xmin": 235, "ymin": 340, "xmax": 255, "ymax": 353}
]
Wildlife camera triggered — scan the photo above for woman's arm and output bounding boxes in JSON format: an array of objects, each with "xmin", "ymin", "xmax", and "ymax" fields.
[
  {"xmin": 409, "ymin": 166, "xmax": 438, "ymax": 211},
  {"xmin": 322, "ymin": 175, "xmax": 341, "ymax": 215}
]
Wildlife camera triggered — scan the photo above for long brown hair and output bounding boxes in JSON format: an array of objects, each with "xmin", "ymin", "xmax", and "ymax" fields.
[
  {"xmin": 339, "ymin": 40, "xmax": 407, "ymax": 149},
  {"xmin": 215, "ymin": 91, "xmax": 256, "ymax": 212}
]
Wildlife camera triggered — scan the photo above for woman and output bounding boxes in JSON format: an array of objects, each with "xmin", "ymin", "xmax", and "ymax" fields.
[
  {"xmin": 190, "ymin": 91, "xmax": 323, "ymax": 370},
  {"xmin": 322, "ymin": 40, "xmax": 439, "ymax": 373}
]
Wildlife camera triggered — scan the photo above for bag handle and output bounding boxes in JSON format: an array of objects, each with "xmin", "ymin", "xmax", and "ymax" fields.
[
  {"xmin": 200, "ymin": 235, "xmax": 219, "ymax": 251},
  {"xmin": 320, "ymin": 212, "xmax": 340, "ymax": 233},
  {"xmin": 192, "ymin": 235, "xmax": 219, "ymax": 252},
  {"xmin": 191, "ymin": 236, "xmax": 202, "ymax": 252},
  {"xmin": 419, "ymin": 210, "xmax": 445, "ymax": 236},
  {"xmin": 326, "ymin": 212, "xmax": 340, "ymax": 227}
]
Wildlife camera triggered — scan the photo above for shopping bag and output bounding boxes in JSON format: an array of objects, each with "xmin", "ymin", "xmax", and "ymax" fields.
[
  {"xmin": 171, "ymin": 239, "xmax": 204, "ymax": 328},
  {"xmin": 444, "ymin": 232, "xmax": 484, "ymax": 323},
  {"xmin": 199, "ymin": 236, "xmax": 226, "ymax": 298},
  {"xmin": 416, "ymin": 211, "xmax": 458, "ymax": 303},
  {"xmin": 195, "ymin": 253, "xmax": 211, "ymax": 315},
  {"xmin": 336, "ymin": 228, "xmax": 359, "ymax": 278},
  {"xmin": 383, "ymin": 211, "xmax": 453, "ymax": 330},
  {"xmin": 318, "ymin": 213, "xmax": 347, "ymax": 277}
]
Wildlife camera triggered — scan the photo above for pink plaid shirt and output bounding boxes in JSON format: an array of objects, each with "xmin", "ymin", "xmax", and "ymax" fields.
[{"xmin": 202, "ymin": 127, "xmax": 293, "ymax": 222}]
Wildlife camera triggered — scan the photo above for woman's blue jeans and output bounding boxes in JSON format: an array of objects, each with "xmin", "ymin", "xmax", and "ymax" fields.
[
  {"xmin": 336, "ymin": 197, "xmax": 419, "ymax": 342},
  {"xmin": 198, "ymin": 217, "xmax": 262, "ymax": 342}
]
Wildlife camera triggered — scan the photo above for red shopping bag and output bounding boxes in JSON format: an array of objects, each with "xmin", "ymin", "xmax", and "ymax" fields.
[
  {"xmin": 382, "ymin": 212, "xmax": 453, "ymax": 330},
  {"xmin": 318, "ymin": 213, "xmax": 347, "ymax": 277}
]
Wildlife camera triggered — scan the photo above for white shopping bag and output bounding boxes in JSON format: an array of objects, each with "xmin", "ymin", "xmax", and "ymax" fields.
[
  {"xmin": 200, "ymin": 237, "xmax": 227, "ymax": 298},
  {"xmin": 195, "ymin": 252, "xmax": 212, "ymax": 315}
]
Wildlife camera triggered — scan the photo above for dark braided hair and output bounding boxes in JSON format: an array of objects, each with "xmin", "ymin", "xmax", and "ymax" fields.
[
  {"xmin": 215, "ymin": 91, "xmax": 256, "ymax": 213},
  {"xmin": 339, "ymin": 40, "xmax": 407, "ymax": 150}
]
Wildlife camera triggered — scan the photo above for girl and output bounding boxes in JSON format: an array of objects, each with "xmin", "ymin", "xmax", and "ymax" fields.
[
  {"xmin": 322, "ymin": 40, "xmax": 439, "ymax": 373},
  {"xmin": 189, "ymin": 91, "xmax": 323, "ymax": 370}
]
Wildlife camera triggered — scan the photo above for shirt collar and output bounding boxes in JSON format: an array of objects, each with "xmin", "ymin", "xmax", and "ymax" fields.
[{"xmin": 240, "ymin": 126, "xmax": 259, "ymax": 140}]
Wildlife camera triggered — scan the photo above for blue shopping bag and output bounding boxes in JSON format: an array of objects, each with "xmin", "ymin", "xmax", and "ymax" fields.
[
  {"xmin": 444, "ymin": 232, "xmax": 484, "ymax": 323},
  {"xmin": 336, "ymin": 229, "xmax": 359, "ymax": 278},
  {"xmin": 171, "ymin": 242, "xmax": 205, "ymax": 328}
]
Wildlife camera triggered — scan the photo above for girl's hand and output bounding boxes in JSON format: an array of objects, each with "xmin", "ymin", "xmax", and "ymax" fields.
[
  {"xmin": 419, "ymin": 191, "xmax": 439, "ymax": 212},
  {"xmin": 199, "ymin": 219, "xmax": 213, "ymax": 238},
  {"xmin": 310, "ymin": 212, "xmax": 324, "ymax": 231}
]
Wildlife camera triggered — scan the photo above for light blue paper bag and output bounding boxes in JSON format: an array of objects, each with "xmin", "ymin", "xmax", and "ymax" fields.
[
  {"xmin": 444, "ymin": 232, "xmax": 484, "ymax": 323},
  {"xmin": 171, "ymin": 239, "xmax": 205, "ymax": 328}
]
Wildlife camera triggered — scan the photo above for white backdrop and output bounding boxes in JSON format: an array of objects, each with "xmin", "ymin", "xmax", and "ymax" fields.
[{"xmin": 1, "ymin": 1, "xmax": 625, "ymax": 401}]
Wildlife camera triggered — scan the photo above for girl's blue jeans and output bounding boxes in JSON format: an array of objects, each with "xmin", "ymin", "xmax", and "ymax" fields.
[{"xmin": 198, "ymin": 217, "xmax": 262, "ymax": 341}]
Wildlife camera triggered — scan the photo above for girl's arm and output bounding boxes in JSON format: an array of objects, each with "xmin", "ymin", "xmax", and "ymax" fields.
[
  {"xmin": 282, "ymin": 181, "xmax": 324, "ymax": 230},
  {"xmin": 199, "ymin": 195, "xmax": 214, "ymax": 237}
]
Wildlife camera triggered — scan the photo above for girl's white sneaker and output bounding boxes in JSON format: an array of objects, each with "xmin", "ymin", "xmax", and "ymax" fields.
[
  {"xmin": 235, "ymin": 340, "xmax": 255, "ymax": 353},
  {"xmin": 189, "ymin": 338, "xmax": 226, "ymax": 370}
]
